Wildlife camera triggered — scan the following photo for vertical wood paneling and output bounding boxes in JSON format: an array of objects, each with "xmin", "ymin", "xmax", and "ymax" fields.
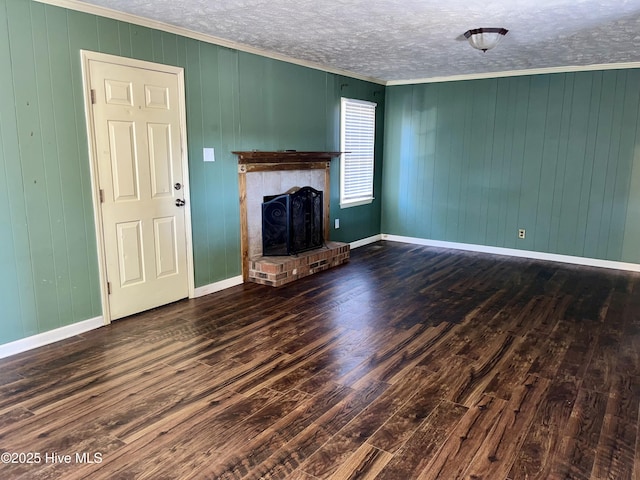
[
  {"xmin": 96, "ymin": 16, "xmax": 120, "ymax": 55},
  {"xmin": 393, "ymin": 86, "xmax": 413, "ymax": 236},
  {"xmin": 7, "ymin": 0, "xmax": 49, "ymax": 336},
  {"xmin": 598, "ymin": 73, "xmax": 626, "ymax": 259},
  {"xmin": 419, "ymin": 87, "xmax": 437, "ymax": 239},
  {"xmin": 380, "ymin": 86, "xmax": 406, "ymax": 235},
  {"xmin": 0, "ymin": 128, "xmax": 25, "ymax": 342},
  {"xmin": 0, "ymin": 0, "xmax": 30, "ymax": 343},
  {"xmin": 504, "ymin": 76, "xmax": 529, "ymax": 250},
  {"xmin": 237, "ymin": 54, "xmax": 268, "ymax": 150},
  {"xmin": 32, "ymin": 2, "xmax": 71, "ymax": 331},
  {"xmin": 535, "ymin": 74, "xmax": 565, "ymax": 253},
  {"xmin": 584, "ymin": 71, "xmax": 615, "ymax": 259},
  {"xmin": 176, "ymin": 36, "xmax": 188, "ymax": 102},
  {"xmin": 200, "ymin": 44, "xmax": 225, "ymax": 284},
  {"xmin": 457, "ymin": 81, "xmax": 474, "ymax": 241},
  {"xmin": 275, "ymin": 62, "xmax": 328, "ymax": 150},
  {"xmin": 1, "ymin": 0, "xmax": 382, "ymax": 346},
  {"xmin": 383, "ymin": 68, "xmax": 640, "ymax": 264},
  {"xmin": 151, "ymin": 29, "xmax": 163, "ymax": 63},
  {"xmin": 401, "ymin": 85, "xmax": 415, "ymax": 237},
  {"xmin": 67, "ymin": 8, "xmax": 101, "ymax": 319},
  {"xmin": 408, "ymin": 88, "xmax": 422, "ymax": 234},
  {"xmin": 460, "ymin": 81, "xmax": 478, "ymax": 244},
  {"xmin": 443, "ymin": 82, "xmax": 463, "ymax": 241},
  {"xmin": 160, "ymin": 30, "xmax": 178, "ymax": 65},
  {"xmin": 237, "ymin": 54, "xmax": 330, "ymax": 151},
  {"xmin": 548, "ymin": 74, "xmax": 573, "ymax": 253},
  {"xmin": 477, "ymin": 79, "xmax": 499, "ymax": 246},
  {"xmin": 184, "ymin": 39, "xmax": 207, "ymax": 286},
  {"xmin": 576, "ymin": 72, "xmax": 602, "ymax": 256},
  {"xmin": 130, "ymin": 25, "xmax": 153, "ymax": 61},
  {"xmin": 489, "ymin": 77, "xmax": 511, "ymax": 248},
  {"xmin": 405, "ymin": 87, "xmax": 420, "ymax": 234},
  {"xmin": 557, "ymin": 73, "xmax": 592, "ymax": 255},
  {"xmin": 46, "ymin": 5, "xmax": 96, "ymax": 323},
  {"xmin": 218, "ymin": 47, "xmax": 241, "ymax": 277},
  {"xmin": 500, "ymin": 77, "xmax": 520, "ymax": 248},
  {"xmin": 519, "ymin": 75, "xmax": 548, "ymax": 252},
  {"xmin": 609, "ymin": 70, "xmax": 640, "ymax": 260},
  {"xmin": 622, "ymin": 115, "xmax": 640, "ymax": 262},
  {"xmin": 431, "ymin": 83, "xmax": 454, "ymax": 240},
  {"xmin": 117, "ymin": 21, "xmax": 132, "ymax": 57}
]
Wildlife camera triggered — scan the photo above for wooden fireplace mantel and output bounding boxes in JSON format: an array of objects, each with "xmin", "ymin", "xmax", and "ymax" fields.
[
  {"xmin": 233, "ymin": 151, "xmax": 342, "ymax": 173},
  {"xmin": 234, "ymin": 151, "xmax": 341, "ymax": 281}
]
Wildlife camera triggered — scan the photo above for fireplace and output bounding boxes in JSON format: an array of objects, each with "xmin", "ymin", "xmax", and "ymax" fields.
[
  {"xmin": 262, "ymin": 186, "xmax": 323, "ymax": 256},
  {"xmin": 234, "ymin": 151, "xmax": 350, "ymax": 286}
]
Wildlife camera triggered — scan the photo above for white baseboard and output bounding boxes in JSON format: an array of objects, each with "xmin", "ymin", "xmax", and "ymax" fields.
[
  {"xmin": 381, "ymin": 234, "xmax": 640, "ymax": 273},
  {"xmin": 0, "ymin": 275, "xmax": 244, "ymax": 359},
  {"xmin": 350, "ymin": 234, "xmax": 383, "ymax": 249},
  {"xmin": 0, "ymin": 316, "xmax": 105, "ymax": 360},
  {"xmin": 193, "ymin": 275, "xmax": 244, "ymax": 298}
]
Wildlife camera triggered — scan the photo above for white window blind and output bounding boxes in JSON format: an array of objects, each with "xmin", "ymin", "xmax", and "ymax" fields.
[{"xmin": 340, "ymin": 97, "xmax": 376, "ymax": 207}]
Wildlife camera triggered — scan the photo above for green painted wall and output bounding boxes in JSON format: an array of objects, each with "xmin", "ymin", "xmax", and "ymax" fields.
[
  {"xmin": 382, "ymin": 71, "xmax": 640, "ymax": 264},
  {"xmin": 0, "ymin": 0, "xmax": 383, "ymax": 346}
]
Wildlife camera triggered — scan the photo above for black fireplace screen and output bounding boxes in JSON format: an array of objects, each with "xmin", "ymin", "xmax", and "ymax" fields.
[{"xmin": 262, "ymin": 186, "xmax": 323, "ymax": 256}]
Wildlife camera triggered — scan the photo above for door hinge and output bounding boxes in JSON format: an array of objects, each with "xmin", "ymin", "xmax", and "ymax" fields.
[
  {"xmin": 107, "ymin": 282, "xmax": 111, "ymax": 295},
  {"xmin": 91, "ymin": 89, "xmax": 97, "ymax": 105},
  {"xmin": 99, "ymin": 189, "xmax": 105, "ymax": 203}
]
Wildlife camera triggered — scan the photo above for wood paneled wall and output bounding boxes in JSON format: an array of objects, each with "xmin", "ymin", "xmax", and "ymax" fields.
[
  {"xmin": 382, "ymin": 71, "xmax": 640, "ymax": 263},
  {"xmin": 0, "ymin": 0, "xmax": 383, "ymax": 345}
]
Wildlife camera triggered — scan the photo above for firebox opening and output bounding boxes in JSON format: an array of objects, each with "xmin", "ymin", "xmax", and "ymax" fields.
[{"xmin": 262, "ymin": 186, "xmax": 324, "ymax": 256}]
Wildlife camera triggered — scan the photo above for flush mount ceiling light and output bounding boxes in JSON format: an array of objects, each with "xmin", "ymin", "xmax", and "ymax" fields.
[{"xmin": 463, "ymin": 28, "xmax": 509, "ymax": 52}]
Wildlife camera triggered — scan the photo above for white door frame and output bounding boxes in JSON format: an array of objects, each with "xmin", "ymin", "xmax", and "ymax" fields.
[{"xmin": 80, "ymin": 50, "xmax": 195, "ymax": 324}]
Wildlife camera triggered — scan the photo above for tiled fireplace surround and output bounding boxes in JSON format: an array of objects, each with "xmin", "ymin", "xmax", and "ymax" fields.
[{"xmin": 234, "ymin": 152, "xmax": 350, "ymax": 287}]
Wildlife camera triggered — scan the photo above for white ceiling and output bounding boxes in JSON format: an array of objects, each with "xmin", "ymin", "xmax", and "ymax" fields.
[{"xmin": 59, "ymin": 0, "xmax": 640, "ymax": 83}]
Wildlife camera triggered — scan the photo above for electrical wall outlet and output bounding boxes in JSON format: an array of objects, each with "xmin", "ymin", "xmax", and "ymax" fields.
[
  {"xmin": 518, "ymin": 229, "xmax": 526, "ymax": 239},
  {"xmin": 335, "ymin": 219, "xmax": 340, "ymax": 229}
]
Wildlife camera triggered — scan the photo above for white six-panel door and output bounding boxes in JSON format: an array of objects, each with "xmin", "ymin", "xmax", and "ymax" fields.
[{"xmin": 87, "ymin": 56, "xmax": 190, "ymax": 320}]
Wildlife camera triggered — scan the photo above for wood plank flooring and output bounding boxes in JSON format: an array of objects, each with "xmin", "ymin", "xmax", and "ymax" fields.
[{"xmin": 1, "ymin": 241, "xmax": 639, "ymax": 479}]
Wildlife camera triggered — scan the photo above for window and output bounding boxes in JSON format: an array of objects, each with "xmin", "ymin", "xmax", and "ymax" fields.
[{"xmin": 340, "ymin": 97, "xmax": 376, "ymax": 208}]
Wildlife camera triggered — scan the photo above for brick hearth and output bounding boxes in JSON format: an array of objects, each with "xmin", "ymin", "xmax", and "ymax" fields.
[{"xmin": 248, "ymin": 241, "xmax": 350, "ymax": 287}]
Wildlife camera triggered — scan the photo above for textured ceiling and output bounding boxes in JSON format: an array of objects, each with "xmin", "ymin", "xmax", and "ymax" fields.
[{"xmin": 73, "ymin": 0, "xmax": 640, "ymax": 83}]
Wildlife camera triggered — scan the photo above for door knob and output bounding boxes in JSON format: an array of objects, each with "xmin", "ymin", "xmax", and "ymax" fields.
[
  {"xmin": 174, "ymin": 183, "xmax": 182, "ymax": 190},
  {"xmin": 175, "ymin": 199, "xmax": 186, "ymax": 207}
]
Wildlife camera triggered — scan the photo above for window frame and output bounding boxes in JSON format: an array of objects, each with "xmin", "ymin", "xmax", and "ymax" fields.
[{"xmin": 339, "ymin": 97, "xmax": 377, "ymax": 208}]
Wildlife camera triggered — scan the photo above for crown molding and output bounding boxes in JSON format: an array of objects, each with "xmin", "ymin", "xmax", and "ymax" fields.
[
  {"xmin": 31, "ymin": 0, "xmax": 640, "ymax": 87},
  {"xmin": 33, "ymin": 0, "xmax": 387, "ymax": 85},
  {"xmin": 385, "ymin": 61, "xmax": 640, "ymax": 86}
]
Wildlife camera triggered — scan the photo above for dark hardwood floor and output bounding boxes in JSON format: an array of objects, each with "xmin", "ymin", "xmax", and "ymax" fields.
[{"xmin": 1, "ymin": 241, "xmax": 640, "ymax": 479}]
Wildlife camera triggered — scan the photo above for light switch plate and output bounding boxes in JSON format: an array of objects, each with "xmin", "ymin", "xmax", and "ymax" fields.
[{"xmin": 203, "ymin": 147, "xmax": 215, "ymax": 162}]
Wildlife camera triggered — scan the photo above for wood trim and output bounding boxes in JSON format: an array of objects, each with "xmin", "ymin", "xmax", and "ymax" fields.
[
  {"xmin": 324, "ymin": 166, "xmax": 331, "ymax": 242},
  {"xmin": 193, "ymin": 275, "xmax": 244, "ymax": 298},
  {"xmin": 244, "ymin": 162, "xmax": 330, "ymax": 173},
  {"xmin": 386, "ymin": 61, "xmax": 640, "ymax": 86},
  {"xmin": 233, "ymin": 151, "xmax": 341, "ymax": 163},
  {"xmin": 238, "ymin": 171, "xmax": 249, "ymax": 281},
  {"xmin": 0, "ymin": 316, "xmax": 104, "ymax": 359},
  {"xmin": 33, "ymin": 1, "xmax": 386, "ymax": 85}
]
